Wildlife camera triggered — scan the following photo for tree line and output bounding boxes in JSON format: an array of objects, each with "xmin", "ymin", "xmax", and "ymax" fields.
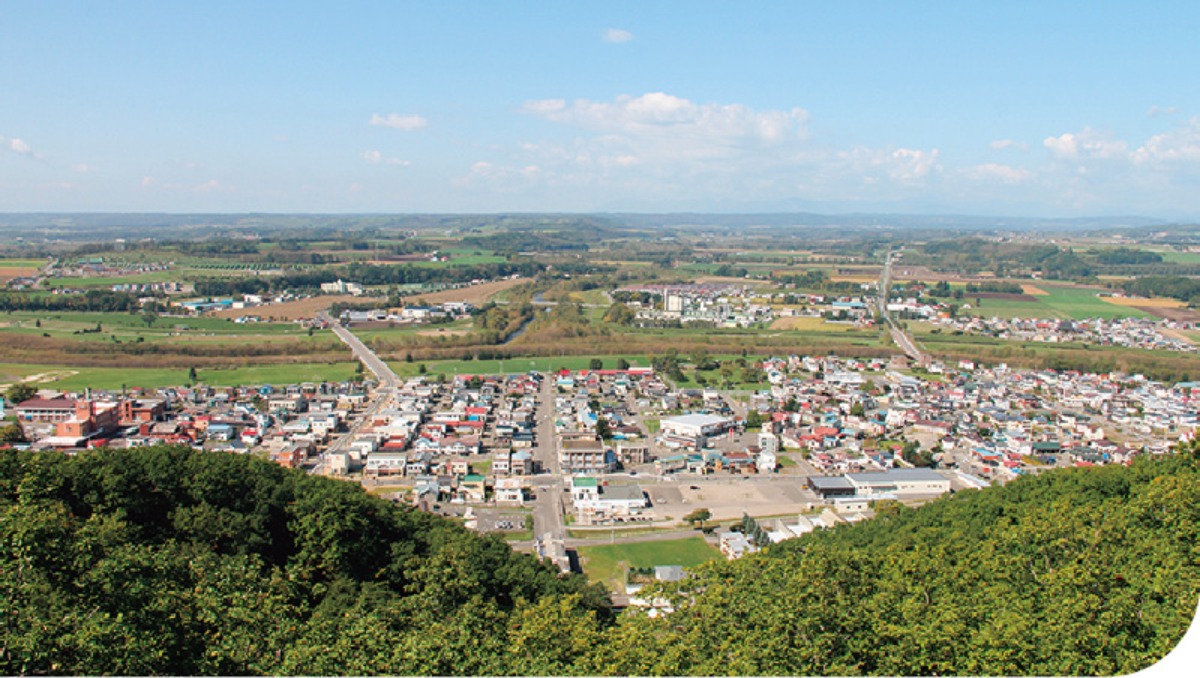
[
  {"xmin": 0, "ymin": 446, "xmax": 609, "ymax": 675},
  {"xmin": 0, "ymin": 290, "xmax": 150, "ymax": 313}
]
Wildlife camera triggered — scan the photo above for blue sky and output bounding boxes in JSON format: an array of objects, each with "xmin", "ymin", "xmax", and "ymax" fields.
[{"xmin": 3, "ymin": 1, "xmax": 1200, "ymax": 217}]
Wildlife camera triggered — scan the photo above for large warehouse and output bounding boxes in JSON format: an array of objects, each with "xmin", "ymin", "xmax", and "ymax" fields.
[
  {"xmin": 845, "ymin": 468, "xmax": 951, "ymax": 498},
  {"xmin": 659, "ymin": 413, "xmax": 735, "ymax": 439}
]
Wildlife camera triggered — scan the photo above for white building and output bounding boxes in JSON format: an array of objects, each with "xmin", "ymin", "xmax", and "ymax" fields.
[
  {"xmin": 494, "ymin": 477, "xmax": 525, "ymax": 505},
  {"xmin": 756, "ymin": 449, "xmax": 777, "ymax": 474},
  {"xmin": 321, "ymin": 279, "xmax": 364, "ymax": 296},
  {"xmin": 845, "ymin": 468, "xmax": 951, "ymax": 498},
  {"xmin": 659, "ymin": 413, "xmax": 734, "ymax": 439}
]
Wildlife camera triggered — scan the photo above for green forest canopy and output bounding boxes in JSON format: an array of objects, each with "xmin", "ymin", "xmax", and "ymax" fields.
[{"xmin": 2, "ymin": 445, "xmax": 1198, "ymax": 675}]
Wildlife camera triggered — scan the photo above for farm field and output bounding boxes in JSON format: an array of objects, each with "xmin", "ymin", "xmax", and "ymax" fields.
[
  {"xmin": 907, "ymin": 322, "xmax": 1200, "ymax": 382},
  {"xmin": 0, "ymin": 361, "xmax": 359, "ymax": 392},
  {"xmin": 565, "ymin": 289, "xmax": 610, "ymax": 305},
  {"xmin": 1, "ymin": 311, "xmax": 306, "ymax": 333},
  {"xmin": 964, "ymin": 285, "xmax": 1154, "ymax": 320},
  {"xmin": 619, "ymin": 322, "xmax": 887, "ymax": 348},
  {"xmin": 390, "ymin": 355, "xmax": 659, "ymax": 377},
  {"xmin": 1158, "ymin": 251, "xmax": 1200, "ymax": 265},
  {"xmin": 45, "ymin": 270, "xmax": 184, "ymax": 288},
  {"xmin": 0, "ymin": 258, "xmax": 46, "ymax": 281},
  {"xmin": 402, "ymin": 277, "xmax": 529, "ymax": 305},
  {"xmin": 425, "ymin": 248, "xmax": 508, "ymax": 266},
  {"xmin": 576, "ymin": 536, "xmax": 719, "ymax": 591},
  {"xmin": 770, "ymin": 316, "xmax": 849, "ymax": 331},
  {"xmin": 351, "ymin": 318, "xmax": 476, "ymax": 343},
  {"xmin": 212, "ymin": 295, "xmax": 360, "ymax": 320}
]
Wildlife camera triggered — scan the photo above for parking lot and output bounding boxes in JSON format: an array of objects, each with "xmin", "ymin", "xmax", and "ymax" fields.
[{"xmin": 468, "ymin": 507, "xmax": 533, "ymax": 534}]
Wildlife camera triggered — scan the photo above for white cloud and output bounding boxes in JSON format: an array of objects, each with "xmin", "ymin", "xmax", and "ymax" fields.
[
  {"xmin": 138, "ymin": 175, "xmax": 233, "ymax": 194},
  {"xmin": 1131, "ymin": 118, "xmax": 1200, "ymax": 165},
  {"xmin": 602, "ymin": 28, "xmax": 634, "ymax": 43},
  {"xmin": 523, "ymin": 92, "xmax": 809, "ymax": 151},
  {"xmin": 524, "ymin": 99, "xmax": 566, "ymax": 115},
  {"xmin": 72, "ymin": 163, "xmax": 97, "ymax": 173},
  {"xmin": 962, "ymin": 163, "xmax": 1030, "ymax": 184},
  {"xmin": 1043, "ymin": 128, "xmax": 1127, "ymax": 160},
  {"xmin": 193, "ymin": 179, "xmax": 228, "ymax": 193},
  {"xmin": 1, "ymin": 135, "xmax": 38, "ymax": 158},
  {"xmin": 1148, "ymin": 105, "xmax": 1179, "ymax": 117},
  {"xmin": 362, "ymin": 150, "xmax": 410, "ymax": 166},
  {"xmin": 475, "ymin": 91, "xmax": 957, "ymax": 207},
  {"xmin": 829, "ymin": 146, "xmax": 942, "ymax": 188},
  {"xmin": 889, "ymin": 148, "xmax": 940, "ymax": 182},
  {"xmin": 454, "ymin": 160, "xmax": 540, "ymax": 193},
  {"xmin": 369, "ymin": 113, "xmax": 428, "ymax": 130},
  {"xmin": 990, "ymin": 139, "xmax": 1028, "ymax": 151}
]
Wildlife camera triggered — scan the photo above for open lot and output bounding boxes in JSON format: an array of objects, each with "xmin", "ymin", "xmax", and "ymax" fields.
[
  {"xmin": 770, "ymin": 316, "xmax": 837, "ymax": 331},
  {"xmin": 645, "ymin": 476, "xmax": 818, "ymax": 523}
]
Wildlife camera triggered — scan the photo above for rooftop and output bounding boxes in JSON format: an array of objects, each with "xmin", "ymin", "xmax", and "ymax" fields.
[
  {"xmin": 661, "ymin": 413, "xmax": 731, "ymax": 428},
  {"xmin": 846, "ymin": 468, "xmax": 946, "ymax": 485}
]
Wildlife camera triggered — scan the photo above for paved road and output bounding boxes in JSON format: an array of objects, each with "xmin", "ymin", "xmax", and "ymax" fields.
[
  {"xmin": 310, "ymin": 314, "xmax": 401, "ymax": 474},
  {"xmin": 323, "ymin": 313, "xmax": 400, "ymax": 388},
  {"xmin": 879, "ymin": 251, "xmax": 925, "ymax": 362},
  {"xmin": 529, "ymin": 376, "xmax": 568, "ymax": 568}
]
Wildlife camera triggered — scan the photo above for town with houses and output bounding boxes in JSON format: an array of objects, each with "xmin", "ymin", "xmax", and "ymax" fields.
[
  {"xmin": 7, "ymin": 346, "xmax": 1198, "ymax": 571},
  {"xmin": 5, "ymin": 245, "xmax": 1200, "ymax": 594}
]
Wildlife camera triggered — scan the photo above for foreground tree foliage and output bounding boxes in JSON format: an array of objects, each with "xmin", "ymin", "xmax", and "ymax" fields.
[
  {"xmin": 0, "ymin": 446, "xmax": 609, "ymax": 675},
  {"xmin": 594, "ymin": 451, "xmax": 1200, "ymax": 676},
  {"xmin": 2, "ymin": 445, "xmax": 1198, "ymax": 675}
]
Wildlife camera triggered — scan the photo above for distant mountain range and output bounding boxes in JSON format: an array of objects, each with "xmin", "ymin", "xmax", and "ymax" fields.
[{"xmin": 0, "ymin": 211, "xmax": 1191, "ymax": 242}]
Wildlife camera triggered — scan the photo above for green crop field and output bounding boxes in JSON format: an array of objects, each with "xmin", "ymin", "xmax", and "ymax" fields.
[
  {"xmin": 965, "ymin": 285, "xmax": 1153, "ymax": 320},
  {"xmin": 45, "ymin": 270, "xmax": 182, "ymax": 288},
  {"xmin": 0, "ymin": 362, "xmax": 63, "ymax": 386},
  {"xmin": 0, "ymin": 361, "xmax": 359, "ymax": 392},
  {"xmin": 392, "ymin": 354, "xmax": 658, "ymax": 377},
  {"xmin": 0, "ymin": 312, "xmax": 312, "ymax": 345},
  {"xmin": 1160, "ymin": 251, "xmax": 1200, "ymax": 264},
  {"xmin": 351, "ymin": 319, "xmax": 476, "ymax": 343},
  {"xmin": 0, "ymin": 258, "xmax": 47, "ymax": 268},
  {"xmin": 577, "ymin": 536, "xmax": 719, "ymax": 589},
  {"xmin": 567, "ymin": 289, "xmax": 611, "ymax": 306}
]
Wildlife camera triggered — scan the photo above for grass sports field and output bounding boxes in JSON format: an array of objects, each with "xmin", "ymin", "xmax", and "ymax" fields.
[{"xmin": 576, "ymin": 536, "xmax": 719, "ymax": 591}]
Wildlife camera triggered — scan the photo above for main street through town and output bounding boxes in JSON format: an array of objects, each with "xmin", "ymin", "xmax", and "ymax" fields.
[
  {"xmin": 880, "ymin": 250, "xmax": 925, "ymax": 363},
  {"xmin": 318, "ymin": 313, "xmax": 570, "ymax": 567},
  {"xmin": 309, "ymin": 313, "xmax": 400, "ymax": 475},
  {"xmin": 529, "ymin": 376, "xmax": 569, "ymax": 568}
]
